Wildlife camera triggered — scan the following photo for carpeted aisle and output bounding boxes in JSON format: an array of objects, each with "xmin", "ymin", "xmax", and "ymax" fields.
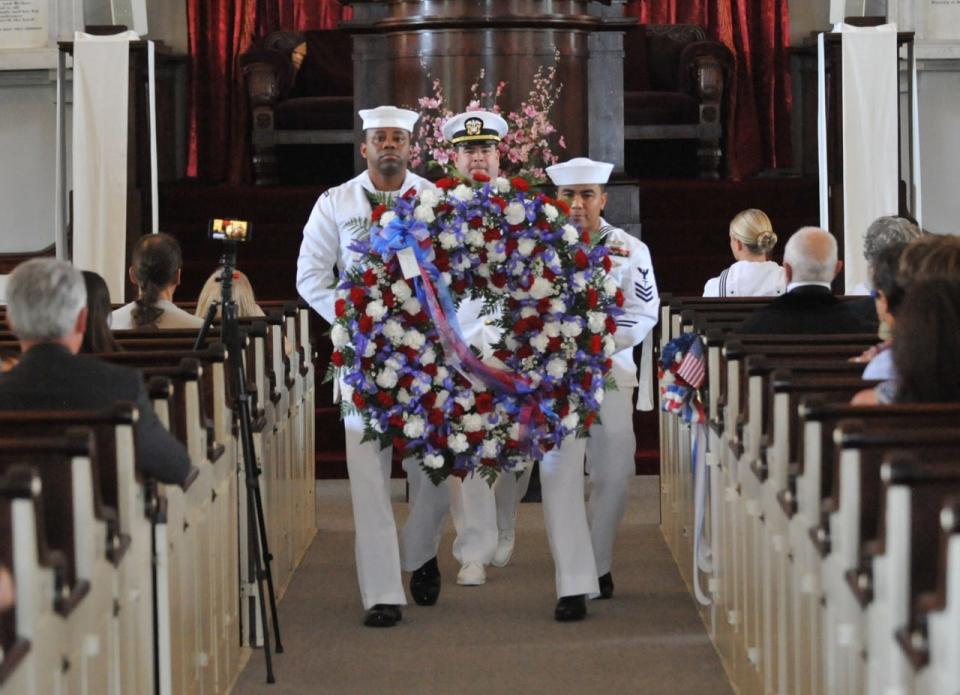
[{"xmin": 232, "ymin": 478, "xmax": 733, "ymax": 694}]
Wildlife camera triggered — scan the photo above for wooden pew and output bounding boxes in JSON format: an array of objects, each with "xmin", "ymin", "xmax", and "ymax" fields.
[
  {"xmin": 866, "ymin": 454, "xmax": 960, "ymax": 695},
  {"xmin": 709, "ymin": 341, "xmax": 872, "ymax": 691},
  {"xmin": 818, "ymin": 425, "xmax": 960, "ymax": 695},
  {"xmin": 0, "ymin": 469, "xmax": 35, "ymax": 694},
  {"xmin": 0, "ymin": 405, "xmax": 154, "ymax": 695},
  {"xmin": 913, "ymin": 496, "xmax": 960, "ymax": 695},
  {"xmin": 681, "ymin": 326, "xmax": 872, "ymax": 693},
  {"xmin": 0, "ymin": 434, "xmax": 116, "ymax": 695}
]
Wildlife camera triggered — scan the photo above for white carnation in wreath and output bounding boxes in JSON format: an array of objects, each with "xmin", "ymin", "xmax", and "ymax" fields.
[
  {"xmin": 403, "ymin": 415, "xmax": 426, "ymax": 439},
  {"xmin": 529, "ymin": 277, "xmax": 554, "ymax": 300},
  {"xmin": 420, "ymin": 188, "xmax": 441, "ymax": 208},
  {"xmin": 391, "ymin": 279, "xmax": 412, "ymax": 301},
  {"xmin": 330, "ymin": 323, "xmax": 350, "ymax": 349},
  {"xmin": 366, "ymin": 299, "xmax": 387, "ymax": 321},
  {"xmin": 423, "ymin": 453, "xmax": 445, "ymax": 469},
  {"xmin": 505, "ymin": 202, "xmax": 527, "ymax": 226},
  {"xmin": 414, "ymin": 204, "xmax": 436, "ymax": 223},
  {"xmin": 587, "ymin": 312, "xmax": 607, "ymax": 334},
  {"xmin": 452, "ymin": 184, "xmax": 474, "ymax": 202},
  {"xmin": 448, "ymin": 432, "xmax": 469, "ymax": 454},
  {"xmin": 376, "ymin": 368, "xmax": 399, "ymax": 389}
]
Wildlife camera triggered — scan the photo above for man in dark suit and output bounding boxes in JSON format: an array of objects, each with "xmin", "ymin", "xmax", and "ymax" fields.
[
  {"xmin": 0, "ymin": 258, "xmax": 191, "ymax": 485},
  {"xmin": 738, "ymin": 226, "xmax": 877, "ymax": 335}
]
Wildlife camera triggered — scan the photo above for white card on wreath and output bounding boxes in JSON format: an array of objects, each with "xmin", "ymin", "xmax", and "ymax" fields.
[{"xmin": 397, "ymin": 247, "xmax": 421, "ymax": 280}]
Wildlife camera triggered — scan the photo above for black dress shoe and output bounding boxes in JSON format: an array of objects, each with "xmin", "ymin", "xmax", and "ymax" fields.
[
  {"xmin": 409, "ymin": 556, "xmax": 441, "ymax": 606},
  {"xmin": 363, "ymin": 604, "xmax": 402, "ymax": 628},
  {"xmin": 598, "ymin": 572, "xmax": 614, "ymax": 599},
  {"xmin": 554, "ymin": 595, "xmax": 587, "ymax": 622}
]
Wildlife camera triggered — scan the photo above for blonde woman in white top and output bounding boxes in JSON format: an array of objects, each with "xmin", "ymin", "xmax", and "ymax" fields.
[
  {"xmin": 195, "ymin": 267, "xmax": 266, "ymax": 319},
  {"xmin": 703, "ymin": 208, "xmax": 786, "ymax": 297}
]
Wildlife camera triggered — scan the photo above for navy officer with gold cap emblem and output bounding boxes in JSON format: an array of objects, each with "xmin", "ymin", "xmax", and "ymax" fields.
[
  {"xmin": 438, "ymin": 110, "xmax": 535, "ymax": 589},
  {"xmin": 442, "ymin": 110, "xmax": 509, "ymax": 181}
]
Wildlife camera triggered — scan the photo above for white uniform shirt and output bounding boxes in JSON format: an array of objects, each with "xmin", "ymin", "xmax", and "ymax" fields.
[
  {"xmin": 599, "ymin": 220, "xmax": 660, "ymax": 388},
  {"xmin": 111, "ymin": 299, "xmax": 204, "ymax": 330},
  {"xmin": 296, "ymin": 170, "xmax": 435, "ymax": 323},
  {"xmin": 702, "ymin": 259, "xmax": 786, "ymax": 298}
]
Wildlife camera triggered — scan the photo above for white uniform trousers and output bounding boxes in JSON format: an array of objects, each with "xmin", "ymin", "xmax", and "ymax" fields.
[
  {"xmin": 495, "ymin": 464, "xmax": 533, "ymax": 534},
  {"xmin": 449, "ymin": 474, "xmax": 497, "ymax": 564},
  {"xmin": 401, "ymin": 457, "xmax": 450, "ymax": 571},
  {"xmin": 450, "ymin": 465, "xmax": 533, "ymax": 564},
  {"xmin": 585, "ymin": 387, "xmax": 637, "ymax": 576},
  {"xmin": 541, "ymin": 436, "xmax": 600, "ymax": 598},
  {"xmin": 344, "ymin": 411, "xmax": 448, "ymax": 609}
]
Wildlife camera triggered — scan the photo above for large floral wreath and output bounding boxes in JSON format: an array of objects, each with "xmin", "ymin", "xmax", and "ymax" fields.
[{"xmin": 329, "ymin": 175, "xmax": 623, "ymax": 483}]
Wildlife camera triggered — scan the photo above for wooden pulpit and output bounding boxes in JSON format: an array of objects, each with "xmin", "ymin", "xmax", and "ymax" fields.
[{"xmin": 343, "ymin": 0, "xmax": 641, "ymax": 232}]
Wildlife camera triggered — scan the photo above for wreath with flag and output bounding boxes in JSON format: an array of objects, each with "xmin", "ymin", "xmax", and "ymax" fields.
[
  {"xmin": 659, "ymin": 333, "xmax": 707, "ymax": 424},
  {"xmin": 328, "ymin": 173, "xmax": 621, "ymax": 483}
]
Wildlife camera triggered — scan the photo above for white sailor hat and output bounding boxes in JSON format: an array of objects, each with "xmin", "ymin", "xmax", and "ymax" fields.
[
  {"xmin": 358, "ymin": 105, "xmax": 419, "ymax": 132},
  {"xmin": 442, "ymin": 110, "xmax": 508, "ymax": 146},
  {"xmin": 546, "ymin": 157, "xmax": 614, "ymax": 186}
]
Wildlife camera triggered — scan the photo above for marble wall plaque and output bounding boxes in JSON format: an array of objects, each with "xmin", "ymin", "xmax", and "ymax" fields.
[
  {"xmin": 0, "ymin": 0, "xmax": 47, "ymax": 49},
  {"xmin": 925, "ymin": 0, "xmax": 960, "ymax": 39}
]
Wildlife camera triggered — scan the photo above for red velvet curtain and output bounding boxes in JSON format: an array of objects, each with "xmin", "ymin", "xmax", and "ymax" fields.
[
  {"xmin": 627, "ymin": 0, "xmax": 792, "ymax": 179},
  {"xmin": 186, "ymin": 0, "xmax": 349, "ymax": 183},
  {"xmin": 188, "ymin": 1, "xmax": 789, "ymax": 182}
]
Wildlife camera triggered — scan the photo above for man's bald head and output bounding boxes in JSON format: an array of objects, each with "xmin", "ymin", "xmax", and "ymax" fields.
[{"xmin": 783, "ymin": 226, "xmax": 841, "ymax": 284}]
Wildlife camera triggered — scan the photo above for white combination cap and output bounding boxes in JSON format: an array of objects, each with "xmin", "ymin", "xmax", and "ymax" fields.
[
  {"xmin": 442, "ymin": 110, "xmax": 509, "ymax": 145},
  {"xmin": 546, "ymin": 157, "xmax": 614, "ymax": 186},
  {"xmin": 358, "ymin": 106, "xmax": 419, "ymax": 132}
]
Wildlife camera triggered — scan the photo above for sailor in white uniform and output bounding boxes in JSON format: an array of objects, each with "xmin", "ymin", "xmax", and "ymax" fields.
[
  {"xmin": 296, "ymin": 106, "xmax": 449, "ymax": 628},
  {"xmin": 439, "ymin": 111, "xmax": 534, "ymax": 587},
  {"xmin": 546, "ymin": 157, "xmax": 660, "ymax": 602},
  {"xmin": 702, "ymin": 208, "xmax": 786, "ymax": 297}
]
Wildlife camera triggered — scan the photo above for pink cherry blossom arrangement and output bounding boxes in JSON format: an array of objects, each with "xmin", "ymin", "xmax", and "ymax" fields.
[
  {"xmin": 328, "ymin": 174, "xmax": 622, "ymax": 484},
  {"xmin": 409, "ymin": 61, "xmax": 566, "ymax": 184}
]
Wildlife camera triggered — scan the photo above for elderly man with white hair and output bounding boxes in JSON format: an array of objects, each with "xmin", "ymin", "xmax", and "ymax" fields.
[
  {"xmin": 738, "ymin": 226, "xmax": 877, "ymax": 334},
  {"xmin": 0, "ymin": 258, "xmax": 191, "ymax": 485}
]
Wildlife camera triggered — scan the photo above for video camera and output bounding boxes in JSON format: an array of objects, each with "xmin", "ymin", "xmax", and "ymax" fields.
[{"xmin": 209, "ymin": 218, "xmax": 252, "ymax": 242}]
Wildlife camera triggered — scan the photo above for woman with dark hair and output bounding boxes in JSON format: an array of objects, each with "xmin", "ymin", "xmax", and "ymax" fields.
[
  {"xmin": 892, "ymin": 277, "xmax": 960, "ymax": 403},
  {"xmin": 110, "ymin": 233, "xmax": 203, "ymax": 330},
  {"xmin": 850, "ymin": 241, "xmax": 907, "ymax": 380},
  {"xmin": 80, "ymin": 270, "xmax": 121, "ymax": 353}
]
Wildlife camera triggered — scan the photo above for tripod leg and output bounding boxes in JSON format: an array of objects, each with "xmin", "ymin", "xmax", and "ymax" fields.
[
  {"xmin": 239, "ymin": 392, "xmax": 284, "ymax": 653},
  {"xmin": 244, "ymin": 459, "xmax": 276, "ymax": 683}
]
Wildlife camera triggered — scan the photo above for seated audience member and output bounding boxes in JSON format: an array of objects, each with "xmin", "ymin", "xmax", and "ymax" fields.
[
  {"xmin": 890, "ymin": 278, "xmax": 960, "ymax": 403},
  {"xmin": 851, "ymin": 242, "xmax": 907, "ymax": 379},
  {"xmin": 850, "ymin": 215, "xmax": 922, "ymax": 295},
  {"xmin": 703, "ymin": 208, "xmax": 786, "ymax": 297},
  {"xmin": 737, "ymin": 226, "xmax": 877, "ymax": 335},
  {"xmin": 195, "ymin": 267, "xmax": 266, "ymax": 319},
  {"xmin": 111, "ymin": 233, "xmax": 203, "ymax": 330},
  {"xmin": 0, "ymin": 259, "xmax": 191, "ymax": 485},
  {"xmin": 81, "ymin": 270, "xmax": 121, "ymax": 353},
  {"xmin": 0, "ymin": 564, "xmax": 13, "ymax": 612},
  {"xmin": 0, "ymin": 350, "xmax": 16, "ymax": 373},
  {"xmin": 896, "ymin": 231, "xmax": 960, "ymax": 289},
  {"xmin": 852, "ymin": 234, "xmax": 960, "ymax": 404}
]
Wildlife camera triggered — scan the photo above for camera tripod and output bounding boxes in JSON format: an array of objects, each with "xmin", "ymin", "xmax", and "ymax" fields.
[{"xmin": 195, "ymin": 243, "xmax": 283, "ymax": 683}]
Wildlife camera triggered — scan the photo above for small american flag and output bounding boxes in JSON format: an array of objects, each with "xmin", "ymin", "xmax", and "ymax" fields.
[{"xmin": 676, "ymin": 336, "xmax": 705, "ymax": 389}]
